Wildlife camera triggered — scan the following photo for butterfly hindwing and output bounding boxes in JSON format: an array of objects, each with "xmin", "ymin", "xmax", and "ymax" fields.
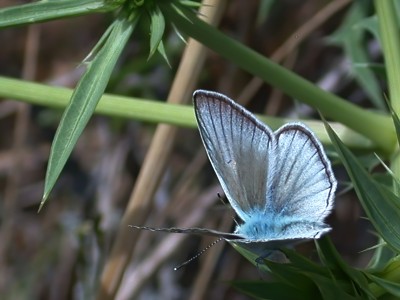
[{"xmin": 271, "ymin": 124, "xmax": 336, "ymax": 225}]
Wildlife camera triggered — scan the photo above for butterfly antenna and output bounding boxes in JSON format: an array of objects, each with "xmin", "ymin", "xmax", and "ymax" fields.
[{"xmin": 174, "ymin": 237, "xmax": 223, "ymax": 271}]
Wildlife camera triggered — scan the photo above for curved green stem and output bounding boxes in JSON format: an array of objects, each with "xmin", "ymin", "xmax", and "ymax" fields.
[
  {"xmin": 0, "ymin": 76, "xmax": 375, "ymax": 150},
  {"xmin": 163, "ymin": 3, "xmax": 395, "ymax": 153},
  {"xmin": 375, "ymin": 0, "xmax": 400, "ymax": 182}
]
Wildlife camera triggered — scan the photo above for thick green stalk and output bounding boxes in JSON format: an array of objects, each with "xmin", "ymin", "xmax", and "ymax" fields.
[
  {"xmin": 163, "ymin": 4, "xmax": 396, "ymax": 153},
  {"xmin": 0, "ymin": 76, "xmax": 375, "ymax": 150},
  {"xmin": 0, "ymin": 76, "xmax": 195, "ymax": 127},
  {"xmin": 375, "ymin": 0, "xmax": 400, "ymax": 183}
]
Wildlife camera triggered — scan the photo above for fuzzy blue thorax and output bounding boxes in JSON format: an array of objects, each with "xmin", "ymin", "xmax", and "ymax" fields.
[
  {"xmin": 235, "ymin": 211, "xmax": 329, "ymax": 241},
  {"xmin": 235, "ymin": 212, "xmax": 283, "ymax": 240}
]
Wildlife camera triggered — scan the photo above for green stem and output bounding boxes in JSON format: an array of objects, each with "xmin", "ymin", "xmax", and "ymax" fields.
[
  {"xmin": 375, "ymin": 1, "xmax": 400, "ymax": 114},
  {"xmin": 375, "ymin": 0, "xmax": 400, "ymax": 184},
  {"xmin": 0, "ymin": 76, "xmax": 195, "ymax": 127},
  {"xmin": 163, "ymin": 3, "xmax": 395, "ymax": 153},
  {"xmin": 369, "ymin": 256, "xmax": 400, "ymax": 298},
  {"xmin": 0, "ymin": 76, "xmax": 375, "ymax": 150}
]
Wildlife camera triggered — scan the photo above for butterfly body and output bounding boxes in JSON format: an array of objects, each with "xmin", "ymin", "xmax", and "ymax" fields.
[{"xmin": 234, "ymin": 212, "xmax": 329, "ymax": 242}]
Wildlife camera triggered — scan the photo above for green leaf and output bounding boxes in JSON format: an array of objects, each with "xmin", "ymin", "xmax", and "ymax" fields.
[
  {"xmin": 230, "ymin": 243, "xmax": 269, "ymax": 271},
  {"xmin": 368, "ymin": 274, "xmax": 400, "ymax": 297},
  {"xmin": 148, "ymin": 4, "xmax": 166, "ymax": 59},
  {"xmin": 39, "ymin": 13, "xmax": 138, "ymax": 211},
  {"xmin": 156, "ymin": 40, "xmax": 171, "ymax": 67},
  {"xmin": 256, "ymin": 0, "xmax": 276, "ymax": 26},
  {"xmin": 353, "ymin": 63, "xmax": 386, "ymax": 79},
  {"xmin": 324, "ymin": 121, "xmax": 400, "ymax": 252},
  {"xmin": 232, "ymin": 243, "xmax": 356, "ymax": 298},
  {"xmin": 328, "ymin": 3, "xmax": 385, "ymax": 110},
  {"xmin": 367, "ymin": 242, "xmax": 395, "ymax": 270},
  {"xmin": 316, "ymin": 237, "xmax": 373, "ymax": 298},
  {"xmin": 0, "ymin": 0, "xmax": 120, "ymax": 28},
  {"xmin": 355, "ymin": 16, "xmax": 381, "ymax": 45},
  {"xmin": 232, "ymin": 281, "xmax": 315, "ymax": 300},
  {"xmin": 368, "ymin": 255, "xmax": 400, "ymax": 297},
  {"xmin": 386, "ymin": 99, "xmax": 400, "ymax": 149},
  {"xmin": 178, "ymin": 1, "xmax": 202, "ymax": 8},
  {"xmin": 82, "ymin": 20, "xmax": 116, "ymax": 64},
  {"xmin": 280, "ymin": 248, "xmax": 329, "ymax": 277},
  {"xmin": 162, "ymin": 2, "xmax": 395, "ymax": 152},
  {"xmin": 170, "ymin": 2, "xmax": 194, "ymax": 23},
  {"xmin": 309, "ymin": 274, "xmax": 360, "ymax": 300},
  {"xmin": 262, "ymin": 258, "xmax": 316, "ymax": 291},
  {"xmin": 269, "ymin": 255, "xmax": 358, "ymax": 300},
  {"xmin": 375, "ymin": 0, "xmax": 400, "ymax": 118}
]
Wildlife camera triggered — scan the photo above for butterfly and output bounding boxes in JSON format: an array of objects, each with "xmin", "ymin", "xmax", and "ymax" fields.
[{"xmin": 131, "ymin": 90, "xmax": 337, "ymax": 262}]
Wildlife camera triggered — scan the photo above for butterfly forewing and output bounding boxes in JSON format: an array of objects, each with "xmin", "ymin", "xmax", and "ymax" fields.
[{"xmin": 193, "ymin": 90, "xmax": 275, "ymax": 222}]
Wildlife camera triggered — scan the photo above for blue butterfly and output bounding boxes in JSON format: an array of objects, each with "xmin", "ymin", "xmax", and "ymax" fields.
[{"xmin": 131, "ymin": 90, "xmax": 337, "ymax": 261}]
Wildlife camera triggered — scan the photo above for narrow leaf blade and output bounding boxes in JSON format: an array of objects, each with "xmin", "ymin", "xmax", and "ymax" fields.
[
  {"xmin": 148, "ymin": 5, "xmax": 165, "ymax": 59},
  {"xmin": 40, "ymin": 14, "xmax": 138, "ymax": 210},
  {"xmin": 0, "ymin": 0, "xmax": 119, "ymax": 28},
  {"xmin": 324, "ymin": 121, "xmax": 400, "ymax": 252}
]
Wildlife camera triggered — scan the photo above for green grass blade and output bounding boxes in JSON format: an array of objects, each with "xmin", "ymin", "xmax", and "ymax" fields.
[
  {"xmin": 256, "ymin": 0, "xmax": 275, "ymax": 26},
  {"xmin": 324, "ymin": 121, "xmax": 400, "ymax": 252},
  {"xmin": 385, "ymin": 99, "xmax": 400, "ymax": 149},
  {"xmin": 355, "ymin": 16, "xmax": 381, "ymax": 45},
  {"xmin": 148, "ymin": 4, "xmax": 165, "ymax": 59},
  {"xmin": 82, "ymin": 20, "xmax": 115, "ymax": 63},
  {"xmin": 156, "ymin": 40, "xmax": 171, "ymax": 67},
  {"xmin": 262, "ymin": 260, "xmax": 315, "ymax": 291},
  {"xmin": 367, "ymin": 274, "xmax": 400, "ymax": 297},
  {"xmin": 280, "ymin": 248, "xmax": 330, "ymax": 277},
  {"xmin": 230, "ymin": 243, "xmax": 313, "ymax": 287},
  {"xmin": 232, "ymin": 243, "xmax": 355, "ymax": 299},
  {"xmin": 232, "ymin": 281, "xmax": 315, "ymax": 300},
  {"xmin": 375, "ymin": 0, "xmax": 400, "ymax": 115},
  {"xmin": 162, "ymin": 2, "xmax": 395, "ymax": 152},
  {"xmin": 0, "ymin": 0, "xmax": 120, "ymax": 28},
  {"xmin": 39, "ymin": 14, "xmax": 138, "ymax": 211},
  {"xmin": 353, "ymin": 62, "xmax": 386, "ymax": 79},
  {"xmin": 309, "ymin": 274, "xmax": 359, "ymax": 300},
  {"xmin": 329, "ymin": 3, "xmax": 385, "ymax": 110},
  {"xmin": 316, "ymin": 237, "xmax": 373, "ymax": 298},
  {"xmin": 178, "ymin": 1, "xmax": 202, "ymax": 8},
  {"xmin": 367, "ymin": 243, "xmax": 395, "ymax": 270},
  {"xmin": 369, "ymin": 255, "xmax": 400, "ymax": 298}
]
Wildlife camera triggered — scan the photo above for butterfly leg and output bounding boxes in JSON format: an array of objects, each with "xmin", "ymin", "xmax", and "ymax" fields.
[{"xmin": 255, "ymin": 249, "xmax": 289, "ymax": 266}]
